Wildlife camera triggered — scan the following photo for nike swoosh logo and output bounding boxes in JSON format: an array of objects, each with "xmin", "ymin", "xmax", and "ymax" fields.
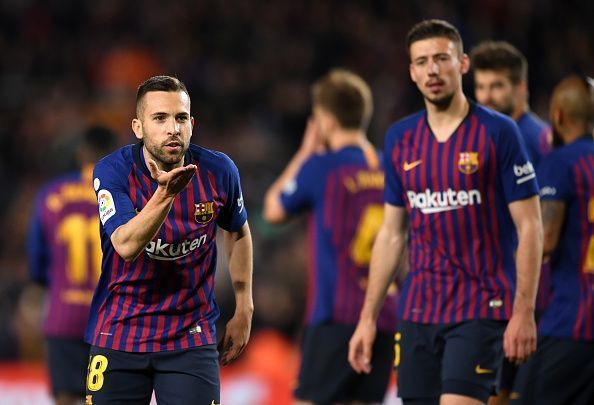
[
  {"xmin": 403, "ymin": 160, "xmax": 422, "ymax": 171},
  {"xmin": 475, "ymin": 365, "xmax": 494, "ymax": 374}
]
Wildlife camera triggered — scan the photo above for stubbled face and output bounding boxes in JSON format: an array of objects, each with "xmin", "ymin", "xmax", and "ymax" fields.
[
  {"xmin": 474, "ymin": 69, "xmax": 517, "ymax": 116},
  {"xmin": 133, "ymin": 91, "xmax": 194, "ymax": 170},
  {"xmin": 409, "ymin": 37, "xmax": 469, "ymax": 109}
]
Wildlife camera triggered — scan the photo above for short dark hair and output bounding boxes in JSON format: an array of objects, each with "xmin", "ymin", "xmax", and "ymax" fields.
[
  {"xmin": 406, "ymin": 19, "xmax": 463, "ymax": 57},
  {"xmin": 470, "ymin": 41, "xmax": 528, "ymax": 84},
  {"xmin": 83, "ymin": 125, "xmax": 118, "ymax": 155},
  {"xmin": 312, "ymin": 69, "xmax": 373, "ymax": 131},
  {"xmin": 135, "ymin": 75, "xmax": 189, "ymax": 117}
]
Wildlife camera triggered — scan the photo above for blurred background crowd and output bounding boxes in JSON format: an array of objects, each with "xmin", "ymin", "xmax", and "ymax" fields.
[{"xmin": 0, "ymin": 0, "xmax": 592, "ymax": 399}]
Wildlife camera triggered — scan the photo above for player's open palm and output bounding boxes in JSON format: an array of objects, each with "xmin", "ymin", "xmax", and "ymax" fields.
[
  {"xmin": 348, "ymin": 319, "xmax": 376, "ymax": 374},
  {"xmin": 147, "ymin": 159, "xmax": 197, "ymax": 196},
  {"xmin": 218, "ymin": 311, "xmax": 252, "ymax": 366}
]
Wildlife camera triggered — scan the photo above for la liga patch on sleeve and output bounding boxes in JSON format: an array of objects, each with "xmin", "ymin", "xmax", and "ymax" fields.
[{"xmin": 98, "ymin": 189, "xmax": 116, "ymax": 225}]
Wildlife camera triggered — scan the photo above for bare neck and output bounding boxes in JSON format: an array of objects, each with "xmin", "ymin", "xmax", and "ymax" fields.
[
  {"xmin": 328, "ymin": 129, "xmax": 369, "ymax": 151},
  {"xmin": 511, "ymin": 101, "xmax": 529, "ymax": 121},
  {"xmin": 426, "ymin": 90, "xmax": 469, "ymax": 142}
]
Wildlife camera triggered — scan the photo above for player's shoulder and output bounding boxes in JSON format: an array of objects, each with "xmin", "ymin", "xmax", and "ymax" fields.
[
  {"xmin": 36, "ymin": 171, "xmax": 80, "ymax": 198},
  {"xmin": 385, "ymin": 110, "xmax": 426, "ymax": 141},
  {"xmin": 473, "ymin": 104, "xmax": 521, "ymax": 143},
  {"xmin": 188, "ymin": 144, "xmax": 239, "ymax": 173},
  {"xmin": 93, "ymin": 144, "xmax": 135, "ymax": 182},
  {"xmin": 95, "ymin": 144, "xmax": 134, "ymax": 170}
]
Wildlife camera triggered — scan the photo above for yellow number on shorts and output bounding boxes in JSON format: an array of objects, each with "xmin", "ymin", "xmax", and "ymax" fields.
[
  {"xmin": 87, "ymin": 355, "xmax": 108, "ymax": 392},
  {"xmin": 584, "ymin": 198, "xmax": 594, "ymax": 274},
  {"xmin": 394, "ymin": 332, "xmax": 401, "ymax": 367},
  {"xmin": 351, "ymin": 205, "xmax": 384, "ymax": 266},
  {"xmin": 57, "ymin": 214, "xmax": 102, "ymax": 284}
]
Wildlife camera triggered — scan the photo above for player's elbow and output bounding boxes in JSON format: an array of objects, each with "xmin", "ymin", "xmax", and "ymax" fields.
[
  {"xmin": 114, "ymin": 244, "xmax": 141, "ymax": 262},
  {"xmin": 110, "ymin": 229, "xmax": 142, "ymax": 262},
  {"xmin": 262, "ymin": 195, "xmax": 287, "ymax": 224}
]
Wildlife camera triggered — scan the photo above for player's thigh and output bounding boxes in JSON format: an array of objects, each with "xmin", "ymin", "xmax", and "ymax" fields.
[
  {"xmin": 441, "ymin": 320, "xmax": 505, "ymax": 403},
  {"xmin": 85, "ymin": 345, "xmax": 153, "ymax": 405},
  {"xmin": 512, "ymin": 336, "xmax": 594, "ymax": 405},
  {"xmin": 152, "ymin": 345, "xmax": 220, "ymax": 405},
  {"xmin": 352, "ymin": 330, "xmax": 395, "ymax": 403},
  {"xmin": 396, "ymin": 320, "xmax": 443, "ymax": 402},
  {"xmin": 295, "ymin": 323, "xmax": 392, "ymax": 404},
  {"xmin": 47, "ymin": 337, "xmax": 90, "ymax": 397},
  {"xmin": 294, "ymin": 324, "xmax": 356, "ymax": 403}
]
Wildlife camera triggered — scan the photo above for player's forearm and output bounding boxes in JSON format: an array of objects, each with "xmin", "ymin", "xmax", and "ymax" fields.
[
  {"xmin": 111, "ymin": 187, "xmax": 175, "ymax": 261},
  {"xmin": 263, "ymin": 149, "xmax": 312, "ymax": 223},
  {"xmin": 226, "ymin": 223, "xmax": 254, "ymax": 315},
  {"xmin": 513, "ymin": 217, "xmax": 543, "ymax": 314},
  {"xmin": 359, "ymin": 226, "xmax": 406, "ymax": 322}
]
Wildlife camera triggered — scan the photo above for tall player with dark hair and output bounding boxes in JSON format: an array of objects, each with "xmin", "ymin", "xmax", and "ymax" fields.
[
  {"xmin": 28, "ymin": 126, "xmax": 117, "ymax": 405},
  {"xmin": 349, "ymin": 20, "xmax": 543, "ymax": 405},
  {"xmin": 512, "ymin": 75, "xmax": 594, "ymax": 405},
  {"xmin": 471, "ymin": 41, "xmax": 552, "ymax": 166},
  {"xmin": 85, "ymin": 75, "xmax": 253, "ymax": 404},
  {"xmin": 469, "ymin": 41, "xmax": 553, "ymax": 405},
  {"xmin": 264, "ymin": 69, "xmax": 398, "ymax": 405}
]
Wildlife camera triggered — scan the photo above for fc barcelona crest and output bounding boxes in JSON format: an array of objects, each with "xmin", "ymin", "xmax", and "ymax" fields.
[
  {"xmin": 458, "ymin": 152, "xmax": 479, "ymax": 174},
  {"xmin": 195, "ymin": 202, "xmax": 215, "ymax": 224}
]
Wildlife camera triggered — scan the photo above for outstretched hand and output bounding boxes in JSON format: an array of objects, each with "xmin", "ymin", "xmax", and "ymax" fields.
[
  {"xmin": 147, "ymin": 159, "xmax": 197, "ymax": 197},
  {"xmin": 504, "ymin": 310, "xmax": 537, "ymax": 365},
  {"xmin": 348, "ymin": 319, "xmax": 376, "ymax": 374},
  {"xmin": 218, "ymin": 311, "xmax": 252, "ymax": 366}
]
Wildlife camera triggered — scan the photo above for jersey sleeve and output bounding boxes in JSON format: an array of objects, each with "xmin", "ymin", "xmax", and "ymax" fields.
[
  {"xmin": 279, "ymin": 155, "xmax": 319, "ymax": 215},
  {"xmin": 383, "ymin": 129, "xmax": 405, "ymax": 206},
  {"xmin": 537, "ymin": 152, "xmax": 572, "ymax": 202},
  {"xmin": 496, "ymin": 117, "xmax": 539, "ymax": 203},
  {"xmin": 93, "ymin": 159, "xmax": 136, "ymax": 238},
  {"xmin": 27, "ymin": 192, "xmax": 49, "ymax": 286},
  {"xmin": 217, "ymin": 155, "xmax": 248, "ymax": 232}
]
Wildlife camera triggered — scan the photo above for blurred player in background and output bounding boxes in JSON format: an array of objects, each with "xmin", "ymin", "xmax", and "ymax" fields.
[
  {"xmin": 471, "ymin": 41, "xmax": 552, "ymax": 166},
  {"xmin": 512, "ymin": 75, "xmax": 594, "ymax": 405},
  {"xmin": 264, "ymin": 69, "xmax": 398, "ymax": 405},
  {"xmin": 470, "ymin": 41, "xmax": 552, "ymax": 405},
  {"xmin": 349, "ymin": 20, "xmax": 543, "ymax": 405},
  {"xmin": 28, "ymin": 125, "xmax": 118, "ymax": 405},
  {"xmin": 85, "ymin": 75, "xmax": 253, "ymax": 404}
]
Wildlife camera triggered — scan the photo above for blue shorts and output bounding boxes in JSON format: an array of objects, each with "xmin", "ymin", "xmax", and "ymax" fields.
[
  {"xmin": 396, "ymin": 319, "xmax": 505, "ymax": 403},
  {"xmin": 85, "ymin": 344, "xmax": 219, "ymax": 404},
  {"xmin": 47, "ymin": 337, "xmax": 90, "ymax": 397},
  {"xmin": 295, "ymin": 323, "xmax": 394, "ymax": 404},
  {"xmin": 512, "ymin": 336, "xmax": 594, "ymax": 405}
]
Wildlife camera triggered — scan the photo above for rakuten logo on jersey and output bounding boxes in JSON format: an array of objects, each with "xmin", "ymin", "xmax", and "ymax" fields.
[
  {"xmin": 513, "ymin": 162, "xmax": 536, "ymax": 184},
  {"xmin": 145, "ymin": 235, "xmax": 207, "ymax": 261},
  {"xmin": 407, "ymin": 188, "xmax": 482, "ymax": 214}
]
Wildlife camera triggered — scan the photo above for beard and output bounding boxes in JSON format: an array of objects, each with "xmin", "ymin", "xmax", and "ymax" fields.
[
  {"xmin": 143, "ymin": 136, "xmax": 188, "ymax": 170},
  {"xmin": 425, "ymin": 91, "xmax": 455, "ymax": 110}
]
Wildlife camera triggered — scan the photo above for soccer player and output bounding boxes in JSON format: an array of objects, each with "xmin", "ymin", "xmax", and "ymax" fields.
[
  {"xmin": 470, "ymin": 41, "xmax": 552, "ymax": 405},
  {"xmin": 264, "ymin": 69, "xmax": 398, "ymax": 405},
  {"xmin": 28, "ymin": 126, "xmax": 117, "ymax": 405},
  {"xmin": 85, "ymin": 75, "xmax": 253, "ymax": 404},
  {"xmin": 471, "ymin": 41, "xmax": 552, "ymax": 167},
  {"xmin": 348, "ymin": 20, "xmax": 543, "ymax": 405},
  {"xmin": 511, "ymin": 75, "xmax": 594, "ymax": 404}
]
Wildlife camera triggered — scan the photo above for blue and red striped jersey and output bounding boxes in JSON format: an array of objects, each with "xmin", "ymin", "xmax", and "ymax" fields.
[
  {"xmin": 86, "ymin": 143, "xmax": 247, "ymax": 352},
  {"xmin": 516, "ymin": 112, "xmax": 553, "ymax": 313},
  {"xmin": 384, "ymin": 103, "xmax": 539, "ymax": 324},
  {"xmin": 28, "ymin": 166, "xmax": 100, "ymax": 337},
  {"xmin": 280, "ymin": 146, "xmax": 398, "ymax": 333},
  {"xmin": 537, "ymin": 135, "xmax": 594, "ymax": 341},
  {"xmin": 516, "ymin": 112, "xmax": 552, "ymax": 167}
]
